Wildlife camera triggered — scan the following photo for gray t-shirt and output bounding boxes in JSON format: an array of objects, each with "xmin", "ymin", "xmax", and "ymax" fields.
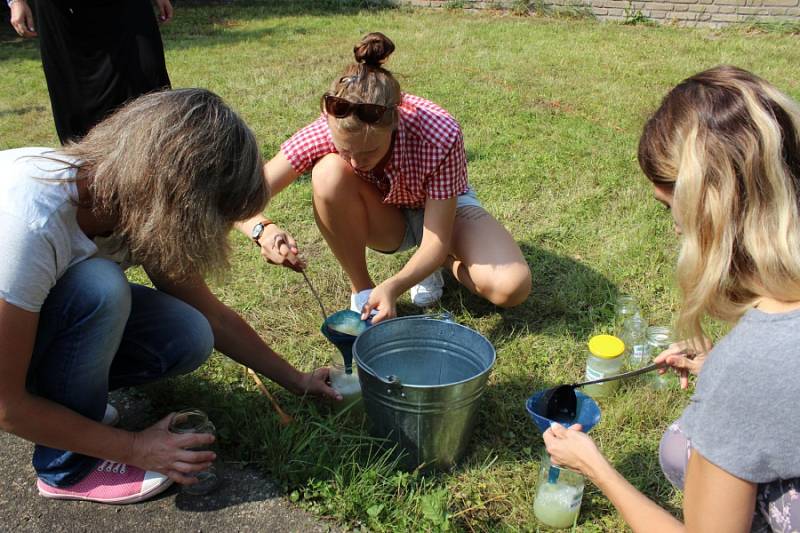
[
  {"xmin": 679, "ymin": 307, "xmax": 800, "ymax": 483},
  {"xmin": 0, "ymin": 147, "xmax": 131, "ymax": 313}
]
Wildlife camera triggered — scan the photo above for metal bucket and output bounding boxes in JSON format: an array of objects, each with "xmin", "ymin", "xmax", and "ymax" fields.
[{"xmin": 353, "ymin": 315, "xmax": 496, "ymax": 470}]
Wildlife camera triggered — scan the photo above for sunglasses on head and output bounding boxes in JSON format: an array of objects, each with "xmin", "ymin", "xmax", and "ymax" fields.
[{"xmin": 322, "ymin": 94, "xmax": 394, "ymax": 124}]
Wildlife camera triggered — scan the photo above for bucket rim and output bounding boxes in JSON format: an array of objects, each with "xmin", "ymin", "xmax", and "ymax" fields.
[{"xmin": 352, "ymin": 315, "xmax": 496, "ymax": 389}]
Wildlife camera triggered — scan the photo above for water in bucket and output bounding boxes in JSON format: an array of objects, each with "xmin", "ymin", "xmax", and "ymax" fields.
[{"xmin": 353, "ymin": 315, "xmax": 496, "ymax": 470}]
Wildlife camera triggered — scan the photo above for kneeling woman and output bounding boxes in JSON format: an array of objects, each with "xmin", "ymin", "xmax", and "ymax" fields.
[
  {"xmin": 0, "ymin": 89, "xmax": 337, "ymax": 505},
  {"xmin": 241, "ymin": 33, "xmax": 531, "ymax": 323},
  {"xmin": 545, "ymin": 66, "xmax": 800, "ymax": 532}
]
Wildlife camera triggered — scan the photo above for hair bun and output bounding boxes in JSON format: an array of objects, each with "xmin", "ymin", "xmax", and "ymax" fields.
[{"xmin": 353, "ymin": 32, "xmax": 395, "ymax": 67}]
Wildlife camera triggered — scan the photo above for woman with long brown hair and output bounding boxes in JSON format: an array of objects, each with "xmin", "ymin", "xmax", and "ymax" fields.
[
  {"xmin": 543, "ymin": 66, "xmax": 800, "ymax": 531},
  {"xmin": 0, "ymin": 89, "xmax": 337, "ymax": 505},
  {"xmin": 239, "ymin": 32, "xmax": 531, "ymax": 323}
]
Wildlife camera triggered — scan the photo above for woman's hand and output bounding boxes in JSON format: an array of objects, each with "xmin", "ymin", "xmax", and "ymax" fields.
[
  {"xmin": 153, "ymin": 0, "xmax": 174, "ymax": 23},
  {"xmin": 361, "ymin": 282, "xmax": 400, "ymax": 323},
  {"xmin": 296, "ymin": 367, "xmax": 341, "ymax": 401},
  {"xmin": 543, "ymin": 422, "xmax": 607, "ymax": 478},
  {"xmin": 129, "ymin": 413, "xmax": 216, "ymax": 485},
  {"xmin": 653, "ymin": 337, "xmax": 712, "ymax": 389},
  {"xmin": 10, "ymin": 0, "xmax": 37, "ymax": 37},
  {"xmin": 256, "ymin": 224, "xmax": 306, "ymax": 272}
]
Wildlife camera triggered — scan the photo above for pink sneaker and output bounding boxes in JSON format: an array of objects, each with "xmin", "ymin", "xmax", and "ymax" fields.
[{"xmin": 37, "ymin": 461, "xmax": 172, "ymax": 504}]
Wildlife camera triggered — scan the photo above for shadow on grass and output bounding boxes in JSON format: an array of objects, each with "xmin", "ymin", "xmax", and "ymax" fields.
[{"xmin": 439, "ymin": 241, "xmax": 618, "ymax": 345}]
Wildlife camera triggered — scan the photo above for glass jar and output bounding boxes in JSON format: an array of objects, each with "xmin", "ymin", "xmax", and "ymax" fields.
[
  {"xmin": 329, "ymin": 361, "xmax": 362, "ymax": 413},
  {"xmin": 646, "ymin": 326, "xmax": 676, "ymax": 389},
  {"xmin": 168, "ymin": 409, "xmax": 220, "ymax": 495},
  {"xmin": 583, "ymin": 334, "xmax": 625, "ymax": 398},
  {"xmin": 622, "ymin": 314, "xmax": 649, "ymax": 368},
  {"xmin": 533, "ymin": 452, "xmax": 585, "ymax": 529},
  {"xmin": 614, "ymin": 294, "xmax": 640, "ymax": 335}
]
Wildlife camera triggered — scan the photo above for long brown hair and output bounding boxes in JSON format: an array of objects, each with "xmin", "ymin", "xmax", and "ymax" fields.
[
  {"xmin": 326, "ymin": 32, "xmax": 402, "ymax": 132},
  {"xmin": 61, "ymin": 88, "xmax": 268, "ymax": 280},
  {"xmin": 638, "ymin": 66, "xmax": 800, "ymax": 339}
]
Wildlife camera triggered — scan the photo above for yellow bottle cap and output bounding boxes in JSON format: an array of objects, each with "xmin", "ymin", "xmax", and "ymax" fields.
[{"xmin": 588, "ymin": 334, "xmax": 625, "ymax": 359}]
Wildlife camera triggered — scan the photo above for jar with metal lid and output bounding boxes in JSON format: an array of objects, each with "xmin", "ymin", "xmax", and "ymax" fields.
[{"xmin": 583, "ymin": 334, "xmax": 625, "ymax": 398}]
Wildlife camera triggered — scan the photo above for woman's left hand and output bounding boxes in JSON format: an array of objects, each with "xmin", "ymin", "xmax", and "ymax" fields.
[
  {"xmin": 361, "ymin": 282, "xmax": 399, "ymax": 323},
  {"xmin": 543, "ymin": 422, "xmax": 606, "ymax": 477}
]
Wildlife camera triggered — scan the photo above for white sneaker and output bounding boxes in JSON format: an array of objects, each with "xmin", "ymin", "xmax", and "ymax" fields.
[
  {"xmin": 101, "ymin": 403, "xmax": 120, "ymax": 426},
  {"xmin": 410, "ymin": 269, "xmax": 444, "ymax": 308},
  {"xmin": 350, "ymin": 289, "xmax": 375, "ymax": 315}
]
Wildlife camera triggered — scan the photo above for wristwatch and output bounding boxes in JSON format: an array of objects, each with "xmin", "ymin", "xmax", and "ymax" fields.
[{"xmin": 251, "ymin": 220, "xmax": 274, "ymax": 247}]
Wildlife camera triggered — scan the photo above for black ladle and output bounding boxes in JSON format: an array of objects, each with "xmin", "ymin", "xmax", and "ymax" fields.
[{"xmin": 537, "ymin": 362, "xmax": 663, "ymax": 421}]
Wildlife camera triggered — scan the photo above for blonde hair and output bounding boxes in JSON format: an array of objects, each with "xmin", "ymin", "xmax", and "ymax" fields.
[
  {"xmin": 638, "ymin": 65, "xmax": 800, "ymax": 340},
  {"xmin": 61, "ymin": 88, "xmax": 268, "ymax": 280},
  {"xmin": 326, "ymin": 32, "xmax": 402, "ymax": 132}
]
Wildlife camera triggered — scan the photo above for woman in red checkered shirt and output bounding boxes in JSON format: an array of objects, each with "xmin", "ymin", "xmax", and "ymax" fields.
[{"xmin": 240, "ymin": 33, "xmax": 531, "ymax": 323}]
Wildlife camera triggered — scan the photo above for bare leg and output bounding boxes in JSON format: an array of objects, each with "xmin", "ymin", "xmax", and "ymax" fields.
[
  {"xmin": 311, "ymin": 154, "xmax": 406, "ymax": 293},
  {"xmin": 447, "ymin": 206, "xmax": 531, "ymax": 307}
]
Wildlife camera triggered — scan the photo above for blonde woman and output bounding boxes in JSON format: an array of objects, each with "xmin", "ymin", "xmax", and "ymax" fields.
[
  {"xmin": 544, "ymin": 66, "xmax": 800, "ymax": 532},
  {"xmin": 0, "ymin": 89, "xmax": 337, "ymax": 505},
  {"xmin": 238, "ymin": 33, "xmax": 531, "ymax": 323}
]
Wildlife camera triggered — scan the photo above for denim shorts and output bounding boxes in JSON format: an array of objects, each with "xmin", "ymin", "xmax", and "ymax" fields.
[{"xmin": 379, "ymin": 188, "xmax": 482, "ymax": 254}]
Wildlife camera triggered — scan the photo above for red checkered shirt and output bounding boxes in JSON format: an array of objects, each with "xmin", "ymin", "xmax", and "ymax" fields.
[{"xmin": 280, "ymin": 93, "xmax": 468, "ymax": 209}]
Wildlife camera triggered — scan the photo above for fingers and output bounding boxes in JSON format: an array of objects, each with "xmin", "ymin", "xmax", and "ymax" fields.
[
  {"xmin": 679, "ymin": 369, "xmax": 689, "ymax": 390},
  {"xmin": 172, "ymin": 460, "xmax": 214, "ymax": 474},
  {"xmin": 362, "ymin": 301, "xmax": 379, "ymax": 321},
  {"xmin": 166, "ymin": 470, "xmax": 200, "ymax": 485},
  {"xmin": 174, "ymin": 432, "xmax": 215, "ymax": 450},
  {"xmin": 162, "ymin": 1, "xmax": 174, "ymax": 23},
  {"xmin": 176, "ymin": 448, "xmax": 216, "ymax": 464}
]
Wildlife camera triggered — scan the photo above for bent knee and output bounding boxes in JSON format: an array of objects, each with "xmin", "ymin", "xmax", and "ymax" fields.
[
  {"xmin": 483, "ymin": 263, "xmax": 532, "ymax": 308},
  {"xmin": 311, "ymin": 154, "xmax": 358, "ymax": 203},
  {"xmin": 169, "ymin": 309, "xmax": 214, "ymax": 375}
]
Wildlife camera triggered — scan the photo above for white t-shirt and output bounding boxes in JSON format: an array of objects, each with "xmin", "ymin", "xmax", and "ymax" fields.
[{"xmin": 0, "ymin": 147, "xmax": 131, "ymax": 313}]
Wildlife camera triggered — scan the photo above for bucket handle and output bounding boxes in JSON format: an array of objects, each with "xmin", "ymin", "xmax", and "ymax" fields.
[{"xmin": 356, "ymin": 312, "xmax": 455, "ymax": 393}]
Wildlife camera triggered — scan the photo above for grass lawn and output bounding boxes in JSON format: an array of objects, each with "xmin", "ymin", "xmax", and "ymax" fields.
[{"xmin": 1, "ymin": 2, "xmax": 799, "ymax": 530}]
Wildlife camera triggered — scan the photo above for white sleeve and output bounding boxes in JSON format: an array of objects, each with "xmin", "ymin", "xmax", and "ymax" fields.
[{"xmin": 0, "ymin": 213, "xmax": 58, "ymax": 312}]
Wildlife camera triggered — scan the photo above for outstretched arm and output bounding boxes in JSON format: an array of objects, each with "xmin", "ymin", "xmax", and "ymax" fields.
[
  {"xmin": 544, "ymin": 423, "xmax": 756, "ymax": 533},
  {"xmin": 147, "ymin": 270, "xmax": 339, "ymax": 400},
  {"xmin": 362, "ymin": 196, "xmax": 456, "ymax": 322}
]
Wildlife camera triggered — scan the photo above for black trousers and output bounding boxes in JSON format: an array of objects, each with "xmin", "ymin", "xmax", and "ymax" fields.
[{"xmin": 34, "ymin": 0, "xmax": 171, "ymax": 143}]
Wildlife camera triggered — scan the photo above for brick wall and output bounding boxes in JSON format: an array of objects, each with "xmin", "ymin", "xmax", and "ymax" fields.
[{"xmin": 402, "ymin": 0, "xmax": 800, "ymax": 27}]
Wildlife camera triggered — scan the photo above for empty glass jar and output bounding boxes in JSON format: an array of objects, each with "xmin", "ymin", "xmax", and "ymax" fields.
[
  {"xmin": 622, "ymin": 314, "xmax": 650, "ymax": 368},
  {"xmin": 646, "ymin": 326, "xmax": 676, "ymax": 389},
  {"xmin": 168, "ymin": 409, "xmax": 220, "ymax": 495},
  {"xmin": 614, "ymin": 294, "xmax": 641, "ymax": 336}
]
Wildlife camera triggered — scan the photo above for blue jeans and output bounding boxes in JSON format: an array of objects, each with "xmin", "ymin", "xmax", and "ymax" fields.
[{"xmin": 27, "ymin": 258, "xmax": 213, "ymax": 487}]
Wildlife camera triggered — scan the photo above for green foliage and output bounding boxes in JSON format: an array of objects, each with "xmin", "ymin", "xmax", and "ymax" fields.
[
  {"xmin": 622, "ymin": 2, "xmax": 652, "ymax": 25},
  {"xmin": 2, "ymin": 5, "xmax": 799, "ymax": 531}
]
